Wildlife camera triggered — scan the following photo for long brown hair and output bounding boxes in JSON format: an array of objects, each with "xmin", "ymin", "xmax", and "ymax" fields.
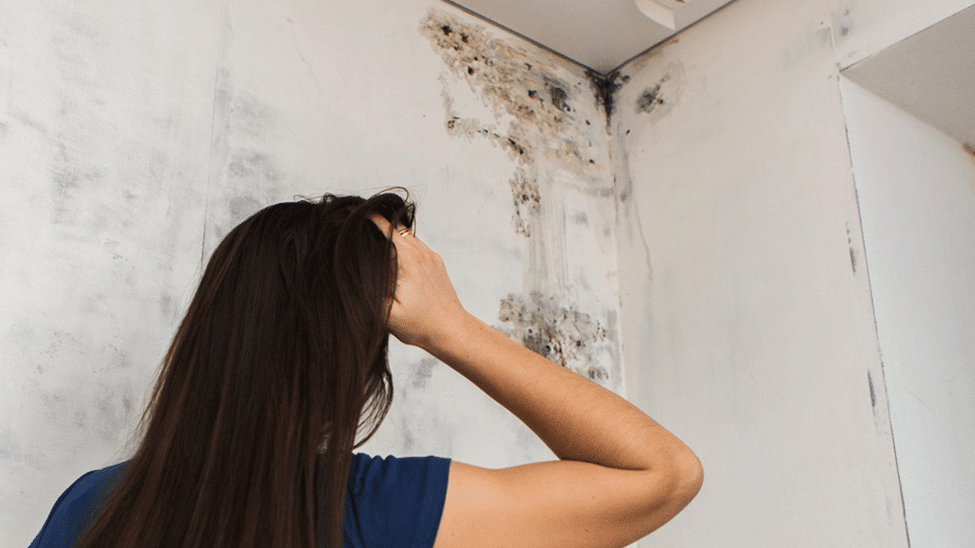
[{"xmin": 80, "ymin": 191, "xmax": 415, "ymax": 548}]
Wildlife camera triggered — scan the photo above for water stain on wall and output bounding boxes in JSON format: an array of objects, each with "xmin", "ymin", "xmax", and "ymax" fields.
[{"xmin": 497, "ymin": 291, "xmax": 609, "ymax": 380}]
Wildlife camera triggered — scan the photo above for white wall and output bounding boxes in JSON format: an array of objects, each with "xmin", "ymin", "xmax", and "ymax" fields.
[
  {"xmin": 1, "ymin": 1, "xmax": 621, "ymax": 545},
  {"xmin": 841, "ymin": 78, "xmax": 975, "ymax": 548},
  {"xmin": 611, "ymin": 0, "xmax": 974, "ymax": 546}
]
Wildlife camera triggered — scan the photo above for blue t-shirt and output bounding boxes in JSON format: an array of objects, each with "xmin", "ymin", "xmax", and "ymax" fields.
[{"xmin": 29, "ymin": 453, "xmax": 450, "ymax": 548}]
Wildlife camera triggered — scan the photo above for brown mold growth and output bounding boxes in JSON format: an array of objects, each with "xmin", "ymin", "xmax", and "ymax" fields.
[
  {"xmin": 498, "ymin": 291, "xmax": 610, "ymax": 381},
  {"xmin": 420, "ymin": 11, "xmax": 601, "ymax": 173},
  {"xmin": 509, "ymin": 168, "xmax": 540, "ymax": 237}
]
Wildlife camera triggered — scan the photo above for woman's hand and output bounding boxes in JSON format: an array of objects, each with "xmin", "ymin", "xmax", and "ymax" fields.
[{"xmin": 371, "ymin": 216, "xmax": 467, "ymax": 350}]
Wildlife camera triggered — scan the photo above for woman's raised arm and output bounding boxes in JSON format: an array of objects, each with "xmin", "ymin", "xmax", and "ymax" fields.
[{"xmin": 381, "ymin": 221, "xmax": 704, "ymax": 548}]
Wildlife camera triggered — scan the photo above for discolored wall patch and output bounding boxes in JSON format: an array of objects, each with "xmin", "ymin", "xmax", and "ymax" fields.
[
  {"xmin": 497, "ymin": 291, "xmax": 609, "ymax": 382},
  {"xmin": 634, "ymin": 62, "xmax": 684, "ymax": 124}
]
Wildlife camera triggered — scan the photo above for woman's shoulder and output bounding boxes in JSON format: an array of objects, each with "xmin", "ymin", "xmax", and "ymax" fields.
[
  {"xmin": 344, "ymin": 453, "xmax": 452, "ymax": 548},
  {"xmin": 29, "ymin": 461, "xmax": 130, "ymax": 548}
]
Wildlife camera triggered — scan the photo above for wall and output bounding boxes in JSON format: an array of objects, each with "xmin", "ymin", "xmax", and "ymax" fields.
[
  {"xmin": 611, "ymin": 0, "xmax": 974, "ymax": 546},
  {"xmin": 841, "ymin": 78, "xmax": 975, "ymax": 548},
  {"xmin": 0, "ymin": 1, "xmax": 621, "ymax": 545}
]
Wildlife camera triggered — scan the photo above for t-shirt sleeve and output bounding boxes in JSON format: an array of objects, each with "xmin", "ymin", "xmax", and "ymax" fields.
[
  {"xmin": 344, "ymin": 453, "xmax": 451, "ymax": 548},
  {"xmin": 28, "ymin": 462, "xmax": 129, "ymax": 548}
]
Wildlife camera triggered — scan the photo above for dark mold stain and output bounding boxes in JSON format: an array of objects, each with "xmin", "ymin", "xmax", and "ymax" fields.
[
  {"xmin": 587, "ymin": 69, "xmax": 623, "ymax": 126},
  {"xmin": 548, "ymin": 84, "xmax": 569, "ymax": 112},
  {"xmin": 633, "ymin": 64, "xmax": 684, "ymax": 123},
  {"xmin": 636, "ymin": 81, "xmax": 666, "ymax": 113},
  {"xmin": 867, "ymin": 370, "xmax": 876, "ymax": 408},
  {"xmin": 846, "ymin": 224, "xmax": 858, "ymax": 274},
  {"xmin": 497, "ymin": 291, "xmax": 609, "ymax": 380}
]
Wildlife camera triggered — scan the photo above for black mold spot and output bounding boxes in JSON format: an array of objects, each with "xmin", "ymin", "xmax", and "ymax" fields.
[
  {"xmin": 637, "ymin": 83, "xmax": 666, "ymax": 113},
  {"xmin": 507, "ymin": 137, "xmax": 526, "ymax": 155},
  {"xmin": 847, "ymin": 225, "xmax": 858, "ymax": 274},
  {"xmin": 441, "ymin": 24, "xmax": 452, "ymax": 36},
  {"xmin": 964, "ymin": 142, "xmax": 975, "ymax": 160},
  {"xmin": 548, "ymin": 84, "xmax": 569, "ymax": 112},
  {"xmin": 587, "ymin": 69, "xmax": 623, "ymax": 125}
]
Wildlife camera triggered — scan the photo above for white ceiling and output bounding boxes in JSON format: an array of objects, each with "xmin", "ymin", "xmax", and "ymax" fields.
[
  {"xmin": 842, "ymin": 4, "xmax": 975, "ymax": 149},
  {"xmin": 445, "ymin": 0, "xmax": 737, "ymax": 74}
]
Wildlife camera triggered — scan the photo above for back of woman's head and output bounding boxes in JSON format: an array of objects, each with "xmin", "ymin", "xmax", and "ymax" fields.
[{"xmin": 80, "ymin": 190, "xmax": 415, "ymax": 548}]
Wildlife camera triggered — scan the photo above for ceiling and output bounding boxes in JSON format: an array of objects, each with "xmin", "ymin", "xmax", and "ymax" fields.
[
  {"xmin": 842, "ymin": 4, "xmax": 975, "ymax": 149},
  {"xmin": 445, "ymin": 0, "xmax": 737, "ymax": 74}
]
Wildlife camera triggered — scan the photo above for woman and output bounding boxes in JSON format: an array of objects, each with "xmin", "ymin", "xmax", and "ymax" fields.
[{"xmin": 29, "ymin": 191, "xmax": 702, "ymax": 548}]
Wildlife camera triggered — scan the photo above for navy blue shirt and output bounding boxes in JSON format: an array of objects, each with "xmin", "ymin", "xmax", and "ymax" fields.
[{"xmin": 29, "ymin": 453, "xmax": 450, "ymax": 548}]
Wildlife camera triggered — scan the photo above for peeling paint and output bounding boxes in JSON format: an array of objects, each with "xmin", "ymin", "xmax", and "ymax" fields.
[{"xmin": 497, "ymin": 291, "xmax": 609, "ymax": 381}]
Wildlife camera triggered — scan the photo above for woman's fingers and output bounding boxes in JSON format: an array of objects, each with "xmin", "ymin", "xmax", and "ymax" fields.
[{"xmin": 369, "ymin": 215, "xmax": 464, "ymax": 348}]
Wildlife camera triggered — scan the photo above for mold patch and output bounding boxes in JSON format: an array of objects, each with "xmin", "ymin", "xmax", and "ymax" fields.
[
  {"xmin": 508, "ymin": 168, "xmax": 540, "ymax": 237},
  {"xmin": 588, "ymin": 70, "xmax": 623, "ymax": 126},
  {"xmin": 497, "ymin": 291, "xmax": 609, "ymax": 381},
  {"xmin": 421, "ymin": 11, "xmax": 601, "ymax": 172},
  {"xmin": 634, "ymin": 63, "xmax": 683, "ymax": 124}
]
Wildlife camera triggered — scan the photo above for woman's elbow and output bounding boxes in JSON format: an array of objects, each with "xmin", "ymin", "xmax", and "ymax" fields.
[{"xmin": 672, "ymin": 450, "xmax": 704, "ymax": 506}]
